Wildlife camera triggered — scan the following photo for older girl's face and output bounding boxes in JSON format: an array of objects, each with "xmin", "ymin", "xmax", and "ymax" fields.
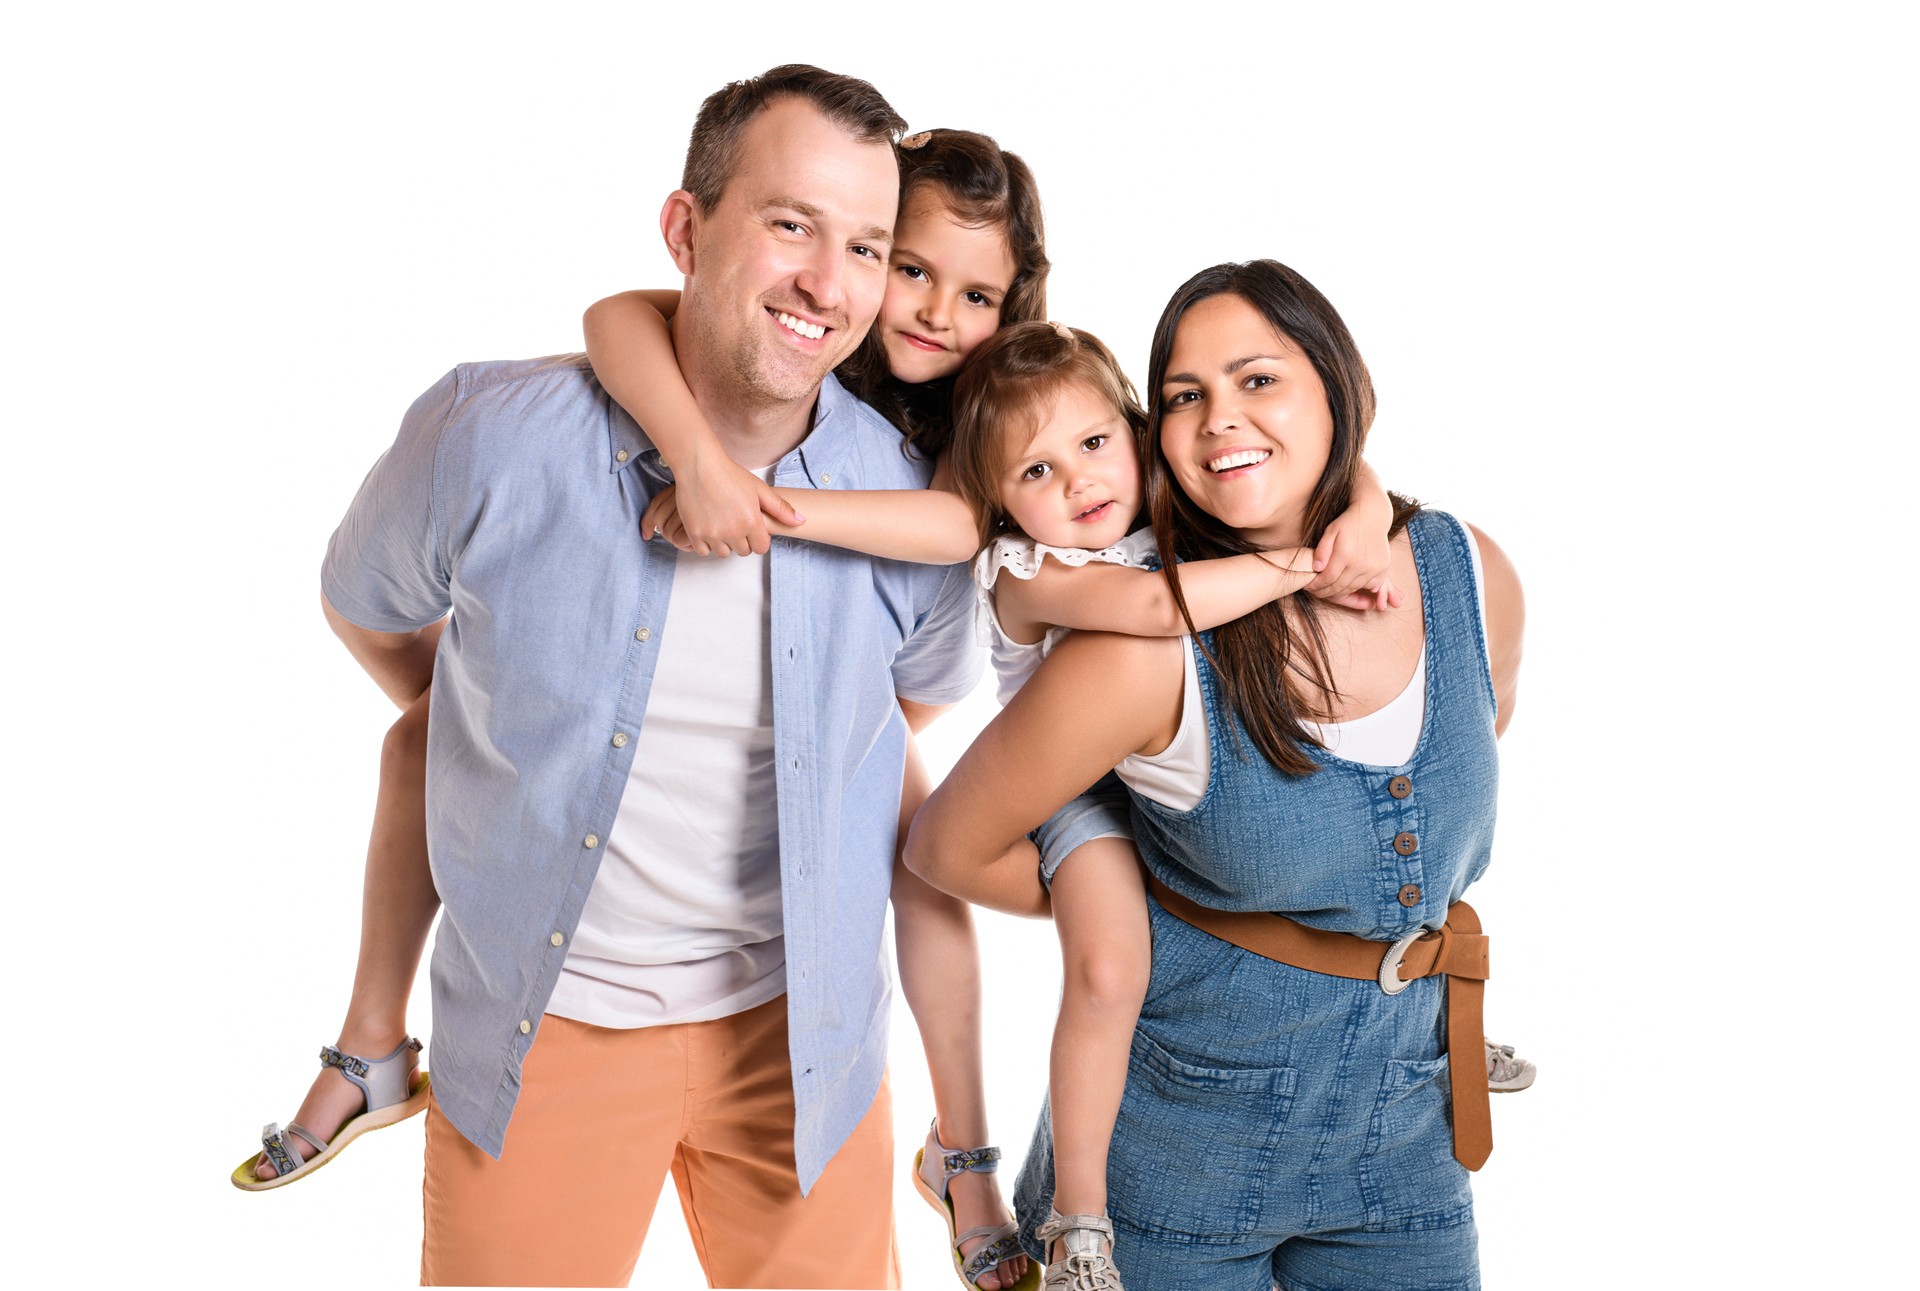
[{"xmin": 1157, "ymin": 293, "xmax": 1333, "ymax": 549}]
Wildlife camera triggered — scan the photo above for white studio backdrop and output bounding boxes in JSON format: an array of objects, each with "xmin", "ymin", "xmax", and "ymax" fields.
[{"xmin": 4, "ymin": 2, "xmax": 1912, "ymax": 1286}]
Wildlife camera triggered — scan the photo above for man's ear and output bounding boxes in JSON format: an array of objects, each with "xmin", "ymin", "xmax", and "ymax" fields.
[{"xmin": 660, "ymin": 190, "xmax": 699, "ymax": 276}]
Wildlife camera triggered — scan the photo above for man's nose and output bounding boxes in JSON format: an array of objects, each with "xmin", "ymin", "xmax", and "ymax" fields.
[{"xmin": 794, "ymin": 245, "xmax": 845, "ymax": 314}]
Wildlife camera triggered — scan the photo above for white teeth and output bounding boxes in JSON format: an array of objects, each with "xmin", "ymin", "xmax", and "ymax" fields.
[
  {"xmin": 1207, "ymin": 450, "xmax": 1270, "ymax": 473},
  {"xmin": 775, "ymin": 311, "xmax": 826, "ymax": 340}
]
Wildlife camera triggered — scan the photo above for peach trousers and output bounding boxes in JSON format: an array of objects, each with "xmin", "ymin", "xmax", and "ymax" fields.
[{"xmin": 421, "ymin": 995, "xmax": 900, "ymax": 1287}]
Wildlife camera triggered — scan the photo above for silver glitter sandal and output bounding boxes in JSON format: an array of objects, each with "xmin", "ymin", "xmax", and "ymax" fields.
[
  {"xmin": 911, "ymin": 1120, "xmax": 1038, "ymax": 1289},
  {"xmin": 230, "ymin": 1037, "xmax": 429, "ymax": 1191},
  {"xmin": 1036, "ymin": 1209, "xmax": 1124, "ymax": 1291}
]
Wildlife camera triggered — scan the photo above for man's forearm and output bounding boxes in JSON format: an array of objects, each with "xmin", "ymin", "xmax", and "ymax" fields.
[{"xmin": 323, "ymin": 593, "xmax": 445, "ymax": 708}]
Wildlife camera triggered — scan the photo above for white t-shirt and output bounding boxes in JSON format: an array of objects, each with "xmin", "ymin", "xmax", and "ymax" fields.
[{"xmin": 546, "ymin": 474, "xmax": 786, "ymax": 1029}]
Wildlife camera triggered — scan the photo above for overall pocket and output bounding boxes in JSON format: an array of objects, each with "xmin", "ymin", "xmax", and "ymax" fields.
[
  {"xmin": 1106, "ymin": 1029, "xmax": 1297, "ymax": 1241},
  {"xmin": 1360, "ymin": 1056, "xmax": 1474, "ymax": 1230}
]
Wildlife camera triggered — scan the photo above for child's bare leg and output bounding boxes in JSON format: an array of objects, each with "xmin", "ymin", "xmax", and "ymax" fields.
[
  {"xmin": 892, "ymin": 738, "xmax": 1026, "ymax": 1288},
  {"xmin": 255, "ymin": 688, "xmax": 439, "ymax": 1176},
  {"xmin": 1046, "ymin": 837, "xmax": 1151, "ymax": 1251}
]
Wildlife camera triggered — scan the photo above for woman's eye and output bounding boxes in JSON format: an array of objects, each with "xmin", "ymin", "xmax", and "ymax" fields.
[
  {"xmin": 1245, "ymin": 374, "xmax": 1276, "ymax": 390},
  {"xmin": 1163, "ymin": 390, "xmax": 1198, "ymax": 410},
  {"xmin": 1021, "ymin": 463, "xmax": 1051, "ymax": 481}
]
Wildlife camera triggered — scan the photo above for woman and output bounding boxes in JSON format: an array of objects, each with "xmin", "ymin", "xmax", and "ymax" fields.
[{"xmin": 906, "ymin": 259, "xmax": 1523, "ymax": 1290}]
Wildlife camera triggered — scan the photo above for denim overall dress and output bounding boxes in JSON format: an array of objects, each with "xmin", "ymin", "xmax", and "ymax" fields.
[{"xmin": 1014, "ymin": 510, "xmax": 1499, "ymax": 1291}]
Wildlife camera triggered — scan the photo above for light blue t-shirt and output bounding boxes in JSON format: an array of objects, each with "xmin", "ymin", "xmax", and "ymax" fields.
[{"xmin": 322, "ymin": 355, "xmax": 980, "ymax": 1190}]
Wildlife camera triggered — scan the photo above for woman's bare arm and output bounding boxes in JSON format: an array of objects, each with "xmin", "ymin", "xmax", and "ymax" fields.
[
  {"xmin": 1467, "ymin": 523, "xmax": 1525, "ymax": 736},
  {"xmin": 905, "ymin": 631, "xmax": 1185, "ymax": 916}
]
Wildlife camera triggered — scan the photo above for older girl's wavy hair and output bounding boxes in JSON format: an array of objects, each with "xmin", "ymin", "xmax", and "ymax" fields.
[
  {"xmin": 948, "ymin": 321, "xmax": 1147, "ymax": 549},
  {"xmin": 836, "ymin": 128, "xmax": 1050, "ymax": 456},
  {"xmin": 1144, "ymin": 259, "xmax": 1420, "ymax": 776}
]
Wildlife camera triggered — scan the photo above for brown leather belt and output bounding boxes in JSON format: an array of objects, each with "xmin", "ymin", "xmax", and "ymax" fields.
[{"xmin": 1146, "ymin": 874, "xmax": 1493, "ymax": 1170}]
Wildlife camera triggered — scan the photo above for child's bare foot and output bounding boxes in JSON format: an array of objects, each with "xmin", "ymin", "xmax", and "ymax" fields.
[
  {"xmin": 947, "ymin": 1166, "xmax": 1030, "ymax": 1289},
  {"xmin": 251, "ymin": 1028, "xmax": 417, "ymax": 1179}
]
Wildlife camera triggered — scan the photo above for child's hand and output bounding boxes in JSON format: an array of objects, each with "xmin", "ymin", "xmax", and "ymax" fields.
[
  {"xmin": 1308, "ymin": 513, "xmax": 1402, "ymax": 612},
  {"xmin": 650, "ymin": 459, "xmax": 805, "ymax": 556}
]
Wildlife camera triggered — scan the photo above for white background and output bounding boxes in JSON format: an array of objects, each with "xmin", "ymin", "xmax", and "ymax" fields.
[{"xmin": 6, "ymin": 1, "xmax": 1913, "ymax": 1286}]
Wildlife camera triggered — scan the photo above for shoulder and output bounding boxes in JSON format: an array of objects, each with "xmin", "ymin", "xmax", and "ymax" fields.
[
  {"xmin": 818, "ymin": 374, "xmax": 933, "ymax": 488},
  {"xmin": 1458, "ymin": 520, "xmax": 1522, "ymax": 629},
  {"xmin": 430, "ymin": 354, "xmax": 609, "ymax": 471}
]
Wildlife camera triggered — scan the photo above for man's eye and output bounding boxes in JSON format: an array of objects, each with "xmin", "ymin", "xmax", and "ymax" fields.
[
  {"xmin": 852, "ymin": 245, "xmax": 880, "ymax": 259},
  {"xmin": 775, "ymin": 221, "xmax": 804, "ymax": 234}
]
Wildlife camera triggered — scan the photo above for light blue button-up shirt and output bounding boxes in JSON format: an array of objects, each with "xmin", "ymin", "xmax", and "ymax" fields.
[{"xmin": 321, "ymin": 355, "xmax": 980, "ymax": 1190}]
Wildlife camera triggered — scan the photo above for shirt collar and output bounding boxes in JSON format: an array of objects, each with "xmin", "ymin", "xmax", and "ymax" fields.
[{"xmin": 603, "ymin": 371, "xmax": 863, "ymax": 486}]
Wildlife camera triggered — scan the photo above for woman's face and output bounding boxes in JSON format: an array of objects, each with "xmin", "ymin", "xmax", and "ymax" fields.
[{"xmin": 1157, "ymin": 293, "xmax": 1334, "ymax": 549}]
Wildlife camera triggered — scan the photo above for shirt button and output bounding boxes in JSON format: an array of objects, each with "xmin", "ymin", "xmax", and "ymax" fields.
[
  {"xmin": 583, "ymin": 834, "xmax": 600, "ymax": 849},
  {"xmin": 519, "ymin": 1019, "xmax": 532, "ymax": 1034},
  {"xmin": 820, "ymin": 473, "xmax": 832, "ymax": 484},
  {"xmin": 1398, "ymin": 884, "xmax": 1422, "ymax": 907},
  {"xmin": 635, "ymin": 627, "xmax": 651, "ymax": 642},
  {"xmin": 1394, "ymin": 831, "xmax": 1419, "ymax": 855},
  {"xmin": 550, "ymin": 932, "xmax": 564, "ymax": 946},
  {"xmin": 614, "ymin": 448, "xmax": 630, "ymax": 463},
  {"xmin": 1389, "ymin": 775, "xmax": 1412, "ymax": 799},
  {"xmin": 611, "ymin": 732, "xmax": 629, "ymax": 748}
]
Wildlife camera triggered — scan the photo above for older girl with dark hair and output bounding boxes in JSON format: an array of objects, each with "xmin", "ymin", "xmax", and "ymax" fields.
[{"xmin": 908, "ymin": 259, "xmax": 1524, "ymax": 1289}]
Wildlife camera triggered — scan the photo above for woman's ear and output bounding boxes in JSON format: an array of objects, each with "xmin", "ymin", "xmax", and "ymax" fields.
[{"xmin": 659, "ymin": 190, "xmax": 698, "ymax": 276}]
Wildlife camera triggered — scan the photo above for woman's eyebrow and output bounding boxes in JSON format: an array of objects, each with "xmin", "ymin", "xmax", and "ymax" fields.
[{"xmin": 1226, "ymin": 353, "xmax": 1287, "ymax": 373}]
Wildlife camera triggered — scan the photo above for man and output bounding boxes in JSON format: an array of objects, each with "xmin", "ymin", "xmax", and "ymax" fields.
[{"xmin": 320, "ymin": 66, "xmax": 979, "ymax": 1286}]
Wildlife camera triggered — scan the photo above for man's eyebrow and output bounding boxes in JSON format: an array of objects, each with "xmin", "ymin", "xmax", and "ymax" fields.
[{"xmin": 763, "ymin": 197, "xmax": 893, "ymax": 248}]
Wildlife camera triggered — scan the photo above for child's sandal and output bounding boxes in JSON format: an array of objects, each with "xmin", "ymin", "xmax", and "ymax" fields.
[
  {"xmin": 230, "ymin": 1037, "xmax": 429, "ymax": 1190},
  {"xmin": 1035, "ymin": 1209, "xmax": 1124, "ymax": 1291},
  {"xmin": 911, "ymin": 1120, "xmax": 1038, "ymax": 1290}
]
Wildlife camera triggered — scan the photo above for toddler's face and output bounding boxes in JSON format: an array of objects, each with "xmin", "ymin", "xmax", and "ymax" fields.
[
  {"xmin": 878, "ymin": 189, "xmax": 1017, "ymax": 385},
  {"xmin": 998, "ymin": 381, "xmax": 1141, "ymax": 551}
]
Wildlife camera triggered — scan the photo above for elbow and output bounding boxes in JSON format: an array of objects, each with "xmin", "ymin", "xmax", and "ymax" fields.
[{"xmin": 902, "ymin": 812, "xmax": 945, "ymax": 888}]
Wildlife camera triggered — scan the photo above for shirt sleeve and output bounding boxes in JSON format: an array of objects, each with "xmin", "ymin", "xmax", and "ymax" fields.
[
  {"xmin": 892, "ymin": 559, "xmax": 985, "ymax": 705},
  {"xmin": 320, "ymin": 366, "xmax": 459, "ymax": 632}
]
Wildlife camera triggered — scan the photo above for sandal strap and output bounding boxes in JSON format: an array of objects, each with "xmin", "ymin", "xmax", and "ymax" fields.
[
  {"xmin": 284, "ymin": 1121, "xmax": 330, "ymax": 1154},
  {"xmin": 940, "ymin": 1144, "xmax": 1002, "ymax": 1178},
  {"xmin": 959, "ymin": 1226, "xmax": 1024, "ymax": 1285},
  {"xmin": 259, "ymin": 1123, "xmax": 309, "ymax": 1179},
  {"xmin": 319, "ymin": 1037, "xmax": 422, "ymax": 1115},
  {"xmin": 1036, "ymin": 1211, "xmax": 1114, "ymax": 1245}
]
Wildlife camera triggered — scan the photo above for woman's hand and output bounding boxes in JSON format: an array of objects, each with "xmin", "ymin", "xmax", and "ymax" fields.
[{"xmin": 641, "ymin": 463, "xmax": 804, "ymax": 556}]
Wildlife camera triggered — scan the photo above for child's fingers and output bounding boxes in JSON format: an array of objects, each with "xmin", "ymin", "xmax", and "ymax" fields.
[
  {"xmin": 1313, "ymin": 528, "xmax": 1339, "ymax": 573},
  {"xmin": 756, "ymin": 485, "xmax": 805, "ymax": 528}
]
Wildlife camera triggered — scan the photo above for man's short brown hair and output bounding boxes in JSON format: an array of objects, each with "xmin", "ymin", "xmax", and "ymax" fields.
[{"xmin": 682, "ymin": 65, "xmax": 905, "ymax": 212}]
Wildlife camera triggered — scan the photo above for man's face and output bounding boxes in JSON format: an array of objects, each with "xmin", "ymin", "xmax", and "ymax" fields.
[{"xmin": 678, "ymin": 98, "xmax": 900, "ymax": 410}]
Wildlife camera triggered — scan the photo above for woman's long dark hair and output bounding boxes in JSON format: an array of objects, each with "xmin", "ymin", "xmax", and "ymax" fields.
[
  {"xmin": 834, "ymin": 128, "xmax": 1049, "ymax": 457},
  {"xmin": 1143, "ymin": 260, "xmax": 1419, "ymax": 776}
]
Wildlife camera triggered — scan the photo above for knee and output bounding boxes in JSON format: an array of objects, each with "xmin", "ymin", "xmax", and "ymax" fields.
[
  {"xmin": 1062, "ymin": 944, "xmax": 1150, "ymax": 1017},
  {"xmin": 381, "ymin": 698, "xmax": 429, "ymax": 782}
]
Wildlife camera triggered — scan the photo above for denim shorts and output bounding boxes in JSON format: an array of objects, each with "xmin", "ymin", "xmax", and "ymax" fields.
[{"xmin": 1030, "ymin": 772, "xmax": 1134, "ymax": 885}]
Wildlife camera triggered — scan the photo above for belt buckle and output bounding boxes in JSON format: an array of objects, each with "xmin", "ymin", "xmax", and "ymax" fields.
[{"xmin": 1378, "ymin": 926, "xmax": 1435, "ymax": 996}]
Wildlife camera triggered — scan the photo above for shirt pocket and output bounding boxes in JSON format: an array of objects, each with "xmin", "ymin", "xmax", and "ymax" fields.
[
  {"xmin": 1106, "ymin": 1029, "xmax": 1296, "ymax": 1242},
  {"xmin": 1360, "ymin": 1056, "xmax": 1474, "ymax": 1230}
]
